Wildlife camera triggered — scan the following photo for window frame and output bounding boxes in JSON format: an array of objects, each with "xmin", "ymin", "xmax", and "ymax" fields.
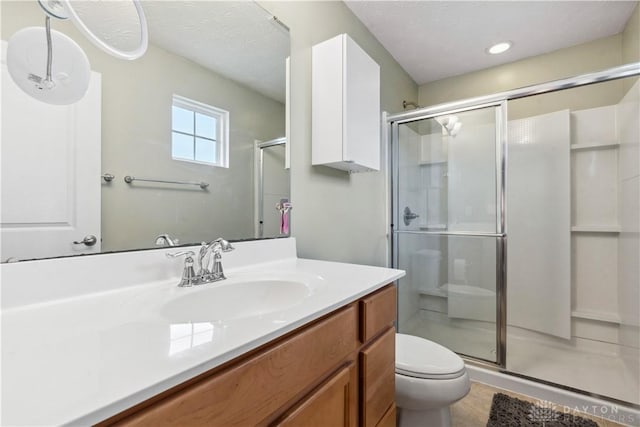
[{"xmin": 171, "ymin": 94, "xmax": 229, "ymax": 168}]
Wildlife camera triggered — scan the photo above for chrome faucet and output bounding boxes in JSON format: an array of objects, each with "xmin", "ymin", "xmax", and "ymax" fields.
[
  {"xmin": 155, "ymin": 233, "xmax": 178, "ymax": 247},
  {"xmin": 197, "ymin": 238, "xmax": 235, "ymax": 284}
]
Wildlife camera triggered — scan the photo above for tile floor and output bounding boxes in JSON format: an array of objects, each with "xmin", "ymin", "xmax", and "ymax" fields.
[{"xmin": 451, "ymin": 382, "xmax": 631, "ymax": 427}]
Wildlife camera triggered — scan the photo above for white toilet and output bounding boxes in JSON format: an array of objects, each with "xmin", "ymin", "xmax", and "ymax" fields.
[{"xmin": 395, "ymin": 333, "xmax": 470, "ymax": 427}]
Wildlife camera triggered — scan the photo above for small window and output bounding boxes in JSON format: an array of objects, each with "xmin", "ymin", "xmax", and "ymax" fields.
[{"xmin": 171, "ymin": 95, "xmax": 229, "ymax": 168}]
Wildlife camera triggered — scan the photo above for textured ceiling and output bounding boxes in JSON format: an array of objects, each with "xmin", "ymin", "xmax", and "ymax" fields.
[
  {"xmin": 345, "ymin": 1, "xmax": 638, "ymax": 85},
  {"xmin": 142, "ymin": 1, "xmax": 289, "ymax": 103},
  {"xmin": 70, "ymin": 1, "xmax": 142, "ymax": 51}
]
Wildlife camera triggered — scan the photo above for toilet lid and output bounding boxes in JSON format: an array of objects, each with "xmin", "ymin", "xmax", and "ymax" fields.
[{"xmin": 395, "ymin": 333, "xmax": 466, "ymax": 379}]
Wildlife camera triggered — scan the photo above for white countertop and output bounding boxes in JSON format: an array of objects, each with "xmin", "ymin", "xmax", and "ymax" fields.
[{"xmin": 1, "ymin": 239, "xmax": 404, "ymax": 426}]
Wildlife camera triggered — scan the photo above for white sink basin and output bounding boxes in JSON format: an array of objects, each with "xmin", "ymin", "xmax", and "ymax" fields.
[{"xmin": 161, "ymin": 279, "xmax": 312, "ymax": 322}]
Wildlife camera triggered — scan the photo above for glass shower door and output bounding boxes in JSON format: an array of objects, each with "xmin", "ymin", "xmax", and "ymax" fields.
[
  {"xmin": 256, "ymin": 138, "xmax": 289, "ymax": 238},
  {"xmin": 393, "ymin": 104, "xmax": 506, "ymax": 364}
]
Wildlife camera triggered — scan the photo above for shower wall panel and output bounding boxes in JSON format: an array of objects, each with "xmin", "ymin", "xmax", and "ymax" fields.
[
  {"xmin": 616, "ymin": 79, "xmax": 640, "ymax": 384},
  {"xmin": 507, "ymin": 110, "xmax": 571, "ymax": 339},
  {"xmin": 447, "ymin": 119, "xmax": 496, "ymax": 233},
  {"xmin": 570, "ymin": 104, "xmax": 625, "ymax": 345}
]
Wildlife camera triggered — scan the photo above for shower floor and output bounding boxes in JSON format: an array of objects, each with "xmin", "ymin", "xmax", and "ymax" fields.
[{"xmin": 401, "ymin": 310, "xmax": 640, "ymax": 406}]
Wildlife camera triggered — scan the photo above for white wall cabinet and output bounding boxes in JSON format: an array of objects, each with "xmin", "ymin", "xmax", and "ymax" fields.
[{"xmin": 312, "ymin": 34, "xmax": 380, "ymax": 172}]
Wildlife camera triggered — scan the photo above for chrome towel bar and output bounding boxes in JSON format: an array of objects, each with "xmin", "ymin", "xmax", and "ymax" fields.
[{"xmin": 124, "ymin": 175, "xmax": 209, "ymax": 190}]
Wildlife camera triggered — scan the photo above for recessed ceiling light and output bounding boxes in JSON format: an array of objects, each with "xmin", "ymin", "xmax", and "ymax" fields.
[{"xmin": 487, "ymin": 41, "xmax": 512, "ymax": 55}]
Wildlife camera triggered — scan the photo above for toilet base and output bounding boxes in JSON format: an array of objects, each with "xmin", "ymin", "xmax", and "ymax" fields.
[{"xmin": 397, "ymin": 406, "xmax": 451, "ymax": 427}]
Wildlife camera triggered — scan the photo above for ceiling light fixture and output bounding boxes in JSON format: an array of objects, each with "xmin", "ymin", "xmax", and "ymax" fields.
[{"xmin": 487, "ymin": 41, "xmax": 512, "ymax": 55}]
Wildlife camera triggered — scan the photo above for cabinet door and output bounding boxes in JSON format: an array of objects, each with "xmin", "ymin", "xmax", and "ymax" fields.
[
  {"xmin": 376, "ymin": 404, "xmax": 396, "ymax": 427},
  {"xmin": 360, "ymin": 285, "xmax": 396, "ymax": 343},
  {"xmin": 360, "ymin": 327, "xmax": 395, "ymax": 427},
  {"xmin": 275, "ymin": 363, "xmax": 357, "ymax": 427}
]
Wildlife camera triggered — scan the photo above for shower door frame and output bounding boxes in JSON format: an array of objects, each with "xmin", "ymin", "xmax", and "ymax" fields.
[
  {"xmin": 386, "ymin": 61, "xmax": 640, "ymax": 371},
  {"xmin": 255, "ymin": 137, "xmax": 287, "ymax": 238},
  {"xmin": 389, "ymin": 101, "xmax": 508, "ymax": 367}
]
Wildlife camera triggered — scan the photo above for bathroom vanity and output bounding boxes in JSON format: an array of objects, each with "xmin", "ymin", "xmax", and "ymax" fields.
[
  {"xmin": 1, "ymin": 238, "xmax": 404, "ymax": 426},
  {"xmin": 101, "ymin": 284, "xmax": 396, "ymax": 427}
]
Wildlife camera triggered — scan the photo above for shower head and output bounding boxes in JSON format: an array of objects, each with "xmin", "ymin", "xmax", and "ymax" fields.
[
  {"xmin": 435, "ymin": 115, "xmax": 463, "ymax": 137},
  {"xmin": 403, "ymin": 100, "xmax": 420, "ymax": 110}
]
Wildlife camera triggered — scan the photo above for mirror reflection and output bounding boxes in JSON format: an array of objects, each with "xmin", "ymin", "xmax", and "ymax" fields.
[
  {"xmin": 1, "ymin": 1, "xmax": 290, "ymax": 262},
  {"xmin": 65, "ymin": 0, "xmax": 148, "ymax": 58}
]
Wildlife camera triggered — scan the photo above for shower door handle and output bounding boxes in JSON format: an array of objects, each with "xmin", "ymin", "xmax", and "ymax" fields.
[{"xmin": 403, "ymin": 206, "xmax": 420, "ymax": 226}]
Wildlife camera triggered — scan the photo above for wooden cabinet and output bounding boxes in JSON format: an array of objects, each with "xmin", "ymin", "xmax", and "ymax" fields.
[
  {"xmin": 361, "ymin": 328, "xmax": 395, "ymax": 427},
  {"xmin": 359, "ymin": 285, "xmax": 397, "ymax": 427},
  {"xmin": 275, "ymin": 363, "xmax": 357, "ymax": 427},
  {"xmin": 377, "ymin": 404, "xmax": 397, "ymax": 427},
  {"xmin": 99, "ymin": 284, "xmax": 396, "ymax": 427},
  {"xmin": 360, "ymin": 284, "xmax": 397, "ymax": 343}
]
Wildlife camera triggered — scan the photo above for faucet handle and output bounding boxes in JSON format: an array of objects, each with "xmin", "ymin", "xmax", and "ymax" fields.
[
  {"xmin": 166, "ymin": 250, "xmax": 194, "ymax": 259},
  {"xmin": 166, "ymin": 251, "xmax": 198, "ymax": 287}
]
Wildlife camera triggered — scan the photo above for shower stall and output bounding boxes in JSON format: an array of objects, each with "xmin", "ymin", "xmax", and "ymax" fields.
[
  {"xmin": 254, "ymin": 137, "xmax": 290, "ymax": 239},
  {"xmin": 388, "ymin": 63, "xmax": 640, "ymax": 408}
]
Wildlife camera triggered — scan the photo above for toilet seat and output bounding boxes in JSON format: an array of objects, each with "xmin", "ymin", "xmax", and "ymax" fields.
[{"xmin": 396, "ymin": 333, "xmax": 466, "ymax": 380}]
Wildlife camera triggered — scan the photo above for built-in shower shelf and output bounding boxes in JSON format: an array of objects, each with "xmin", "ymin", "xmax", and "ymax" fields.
[
  {"xmin": 419, "ymin": 224, "xmax": 447, "ymax": 231},
  {"xmin": 418, "ymin": 160, "xmax": 447, "ymax": 166},
  {"xmin": 418, "ymin": 288, "xmax": 448, "ymax": 298},
  {"xmin": 571, "ymin": 225, "xmax": 621, "ymax": 233},
  {"xmin": 571, "ymin": 310, "xmax": 621, "ymax": 324},
  {"xmin": 570, "ymin": 142, "xmax": 619, "ymax": 151}
]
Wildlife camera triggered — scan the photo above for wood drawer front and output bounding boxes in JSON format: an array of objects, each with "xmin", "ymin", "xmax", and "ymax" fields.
[
  {"xmin": 376, "ymin": 403, "xmax": 396, "ymax": 427},
  {"xmin": 360, "ymin": 327, "xmax": 395, "ymax": 427},
  {"xmin": 112, "ymin": 305, "xmax": 358, "ymax": 427},
  {"xmin": 360, "ymin": 284, "xmax": 396, "ymax": 343},
  {"xmin": 274, "ymin": 362, "xmax": 357, "ymax": 427}
]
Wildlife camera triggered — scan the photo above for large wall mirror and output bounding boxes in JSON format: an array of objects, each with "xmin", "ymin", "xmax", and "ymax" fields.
[{"xmin": 1, "ymin": 1, "xmax": 290, "ymax": 262}]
